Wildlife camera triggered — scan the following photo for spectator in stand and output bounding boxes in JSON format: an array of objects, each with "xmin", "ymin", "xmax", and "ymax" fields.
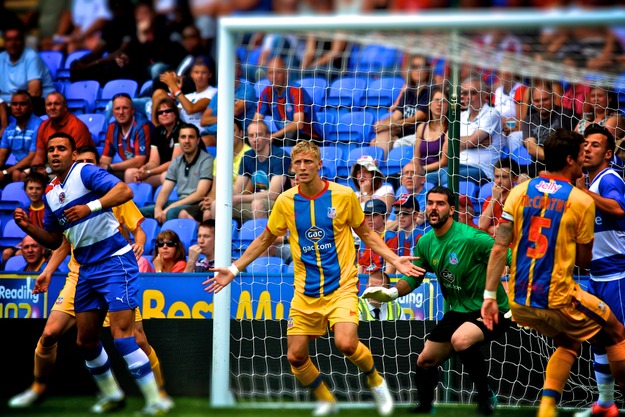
[
  {"xmin": 0, "ymin": 100, "xmax": 6, "ymax": 138},
  {"xmin": 180, "ymin": 119, "xmax": 251, "ymax": 222},
  {"xmin": 254, "ymin": 57, "xmax": 323, "ymax": 147},
  {"xmin": 358, "ymin": 271, "xmax": 406, "ymax": 321},
  {"xmin": 16, "ymin": 235, "xmax": 49, "ymax": 273},
  {"xmin": 479, "ymin": 159, "xmax": 520, "ymax": 237},
  {"xmin": 153, "ymin": 56, "xmax": 217, "ymax": 132},
  {"xmin": 51, "ymin": 0, "xmax": 113, "ymax": 54},
  {"xmin": 2, "ymin": 172, "xmax": 48, "ymax": 266},
  {"xmin": 457, "ymin": 195, "xmax": 478, "ymax": 229},
  {"xmin": 358, "ymin": 199, "xmax": 390, "ymax": 275},
  {"xmin": 385, "ymin": 194, "xmax": 423, "ymax": 275},
  {"xmin": 492, "ymin": 67, "xmax": 529, "ymax": 137},
  {"xmin": 232, "ymin": 120, "xmax": 291, "ymax": 224},
  {"xmin": 440, "ymin": 77, "xmax": 504, "ymax": 187},
  {"xmin": 32, "ymin": 92, "xmax": 94, "ymax": 166},
  {"xmin": 371, "ymin": 54, "xmax": 433, "ymax": 157},
  {"xmin": 152, "ymin": 230, "xmax": 187, "ymax": 273},
  {"xmin": 125, "ymin": 97, "xmax": 182, "ymax": 189},
  {"xmin": 522, "ymin": 81, "xmax": 577, "ymax": 174},
  {"xmin": 351, "ymin": 156, "xmax": 395, "ymax": 212},
  {"xmin": 0, "ymin": 91, "xmax": 42, "ymax": 184},
  {"xmin": 139, "ymin": 123, "xmax": 213, "ymax": 224},
  {"xmin": 0, "ymin": 22, "xmax": 55, "ymax": 116},
  {"xmin": 575, "ymin": 86, "xmax": 625, "ymax": 144},
  {"xmin": 99, "ymin": 93, "xmax": 152, "ymax": 179},
  {"xmin": 184, "ymin": 220, "xmax": 215, "ymax": 272},
  {"xmin": 386, "ymin": 161, "xmax": 427, "ymax": 232},
  {"xmin": 413, "ymin": 86, "xmax": 449, "ymax": 185},
  {"xmin": 200, "ymin": 61, "xmax": 256, "ymax": 147}
]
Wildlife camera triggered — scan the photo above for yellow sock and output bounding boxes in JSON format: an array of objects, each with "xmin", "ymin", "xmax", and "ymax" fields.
[
  {"xmin": 33, "ymin": 339, "xmax": 58, "ymax": 393},
  {"xmin": 346, "ymin": 342, "xmax": 383, "ymax": 387},
  {"xmin": 292, "ymin": 358, "xmax": 335, "ymax": 402},
  {"xmin": 538, "ymin": 347, "xmax": 576, "ymax": 417},
  {"xmin": 147, "ymin": 345, "xmax": 166, "ymax": 394}
]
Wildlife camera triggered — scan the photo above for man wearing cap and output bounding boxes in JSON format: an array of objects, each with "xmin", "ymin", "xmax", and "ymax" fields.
[
  {"xmin": 363, "ymin": 186, "xmax": 511, "ymax": 415},
  {"xmin": 358, "ymin": 199, "xmax": 390, "ymax": 275},
  {"xmin": 385, "ymin": 194, "xmax": 423, "ymax": 275},
  {"xmin": 351, "ymin": 155, "xmax": 395, "ymax": 212}
]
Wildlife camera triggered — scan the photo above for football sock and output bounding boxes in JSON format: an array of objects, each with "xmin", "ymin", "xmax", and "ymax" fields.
[
  {"xmin": 347, "ymin": 342, "xmax": 383, "ymax": 387},
  {"xmin": 83, "ymin": 343, "xmax": 123, "ymax": 399},
  {"xmin": 457, "ymin": 344, "xmax": 490, "ymax": 401},
  {"xmin": 292, "ymin": 357, "xmax": 335, "ymax": 402},
  {"xmin": 147, "ymin": 345, "xmax": 166, "ymax": 393},
  {"xmin": 114, "ymin": 337, "xmax": 159, "ymax": 404},
  {"xmin": 33, "ymin": 339, "xmax": 58, "ymax": 393}
]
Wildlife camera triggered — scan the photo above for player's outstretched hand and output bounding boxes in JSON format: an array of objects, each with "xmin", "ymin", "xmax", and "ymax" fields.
[
  {"xmin": 394, "ymin": 256, "xmax": 425, "ymax": 278},
  {"xmin": 33, "ymin": 270, "xmax": 52, "ymax": 294},
  {"xmin": 481, "ymin": 299, "xmax": 499, "ymax": 331},
  {"xmin": 204, "ymin": 267, "xmax": 236, "ymax": 294},
  {"xmin": 362, "ymin": 286, "xmax": 399, "ymax": 302}
]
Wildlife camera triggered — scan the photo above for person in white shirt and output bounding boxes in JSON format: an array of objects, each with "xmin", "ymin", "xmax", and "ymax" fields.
[{"xmin": 359, "ymin": 271, "xmax": 406, "ymax": 321}]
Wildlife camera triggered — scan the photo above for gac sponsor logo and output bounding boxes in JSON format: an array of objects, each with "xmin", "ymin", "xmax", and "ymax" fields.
[{"xmin": 306, "ymin": 226, "xmax": 325, "ymax": 242}]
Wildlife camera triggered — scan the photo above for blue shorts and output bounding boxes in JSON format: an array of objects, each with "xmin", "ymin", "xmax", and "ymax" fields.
[
  {"xmin": 588, "ymin": 279, "xmax": 625, "ymax": 324},
  {"xmin": 75, "ymin": 250, "xmax": 140, "ymax": 313}
]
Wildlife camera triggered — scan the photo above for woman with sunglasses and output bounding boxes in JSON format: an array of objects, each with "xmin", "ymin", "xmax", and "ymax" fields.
[
  {"xmin": 125, "ymin": 97, "xmax": 183, "ymax": 188},
  {"xmin": 152, "ymin": 230, "xmax": 187, "ymax": 273}
]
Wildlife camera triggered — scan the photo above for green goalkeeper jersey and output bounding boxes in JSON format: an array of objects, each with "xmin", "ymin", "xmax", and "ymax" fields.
[{"xmin": 402, "ymin": 221, "xmax": 509, "ymax": 313}]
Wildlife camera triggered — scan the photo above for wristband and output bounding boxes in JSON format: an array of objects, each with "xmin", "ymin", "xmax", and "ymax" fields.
[
  {"xmin": 483, "ymin": 289, "xmax": 497, "ymax": 300},
  {"xmin": 86, "ymin": 199, "xmax": 103, "ymax": 213},
  {"xmin": 147, "ymin": 169, "xmax": 151, "ymax": 176},
  {"xmin": 388, "ymin": 287, "xmax": 399, "ymax": 300},
  {"xmin": 1, "ymin": 169, "xmax": 7, "ymax": 176},
  {"xmin": 174, "ymin": 90, "xmax": 182, "ymax": 97},
  {"xmin": 227, "ymin": 264, "xmax": 240, "ymax": 277}
]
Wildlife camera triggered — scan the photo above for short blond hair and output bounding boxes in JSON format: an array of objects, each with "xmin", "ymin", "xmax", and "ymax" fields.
[{"xmin": 291, "ymin": 141, "xmax": 321, "ymax": 161}]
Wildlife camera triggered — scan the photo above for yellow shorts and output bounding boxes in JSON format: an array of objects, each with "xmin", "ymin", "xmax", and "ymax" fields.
[
  {"xmin": 51, "ymin": 271, "xmax": 142, "ymax": 325},
  {"xmin": 510, "ymin": 287, "xmax": 611, "ymax": 342},
  {"xmin": 287, "ymin": 284, "xmax": 359, "ymax": 337}
]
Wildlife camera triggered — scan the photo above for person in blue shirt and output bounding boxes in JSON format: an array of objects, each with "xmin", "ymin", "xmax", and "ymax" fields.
[{"xmin": 0, "ymin": 91, "xmax": 42, "ymax": 183}]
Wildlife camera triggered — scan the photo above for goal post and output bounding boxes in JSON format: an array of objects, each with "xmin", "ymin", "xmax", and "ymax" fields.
[{"xmin": 212, "ymin": 8, "xmax": 625, "ymax": 408}]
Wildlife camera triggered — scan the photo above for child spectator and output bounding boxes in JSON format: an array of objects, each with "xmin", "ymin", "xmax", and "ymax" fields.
[
  {"xmin": 185, "ymin": 220, "xmax": 215, "ymax": 272},
  {"xmin": 479, "ymin": 159, "xmax": 520, "ymax": 237}
]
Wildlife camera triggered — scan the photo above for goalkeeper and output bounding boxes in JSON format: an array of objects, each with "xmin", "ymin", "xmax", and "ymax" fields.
[{"xmin": 363, "ymin": 186, "xmax": 511, "ymax": 416}]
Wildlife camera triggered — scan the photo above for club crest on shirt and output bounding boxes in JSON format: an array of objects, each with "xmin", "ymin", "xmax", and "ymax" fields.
[
  {"xmin": 286, "ymin": 317, "xmax": 294, "ymax": 328},
  {"xmin": 535, "ymin": 180, "xmax": 562, "ymax": 194},
  {"xmin": 327, "ymin": 207, "xmax": 336, "ymax": 219},
  {"xmin": 59, "ymin": 192, "xmax": 66, "ymax": 204},
  {"xmin": 449, "ymin": 253, "xmax": 458, "ymax": 265},
  {"xmin": 598, "ymin": 301, "xmax": 607, "ymax": 313}
]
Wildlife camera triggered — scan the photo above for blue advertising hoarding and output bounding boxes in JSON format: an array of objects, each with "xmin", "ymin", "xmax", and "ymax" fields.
[{"xmin": 0, "ymin": 273, "xmax": 444, "ymax": 320}]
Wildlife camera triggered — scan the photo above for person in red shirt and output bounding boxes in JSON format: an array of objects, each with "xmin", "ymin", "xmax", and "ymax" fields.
[
  {"xmin": 32, "ymin": 92, "xmax": 93, "ymax": 166},
  {"xmin": 479, "ymin": 159, "xmax": 519, "ymax": 237}
]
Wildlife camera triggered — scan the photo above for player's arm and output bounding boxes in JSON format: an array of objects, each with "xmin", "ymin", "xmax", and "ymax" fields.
[
  {"xmin": 580, "ymin": 188, "xmax": 625, "ymax": 218},
  {"xmin": 203, "ymin": 228, "xmax": 278, "ymax": 293},
  {"xmin": 63, "ymin": 182, "xmax": 134, "ymax": 223},
  {"xmin": 576, "ymin": 241, "xmax": 593, "ymax": 271},
  {"xmin": 482, "ymin": 221, "xmax": 513, "ymax": 331},
  {"xmin": 460, "ymin": 129, "xmax": 490, "ymax": 150},
  {"xmin": 14, "ymin": 208, "xmax": 64, "ymax": 249},
  {"xmin": 353, "ymin": 221, "xmax": 424, "ymax": 278},
  {"xmin": 33, "ymin": 237, "xmax": 71, "ymax": 294},
  {"xmin": 272, "ymin": 111, "xmax": 303, "ymax": 139}
]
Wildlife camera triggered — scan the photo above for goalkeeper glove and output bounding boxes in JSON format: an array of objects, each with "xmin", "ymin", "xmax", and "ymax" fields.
[{"xmin": 362, "ymin": 286, "xmax": 399, "ymax": 302}]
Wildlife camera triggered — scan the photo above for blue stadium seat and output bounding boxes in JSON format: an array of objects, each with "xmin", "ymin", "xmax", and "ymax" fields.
[
  {"xmin": 2, "ymin": 181, "xmax": 29, "ymax": 208},
  {"xmin": 161, "ymin": 218, "xmax": 198, "ymax": 252},
  {"xmin": 294, "ymin": 77, "xmax": 327, "ymax": 111},
  {"xmin": 479, "ymin": 182, "xmax": 494, "ymax": 202},
  {"xmin": 354, "ymin": 44, "xmax": 402, "ymax": 75},
  {"xmin": 254, "ymin": 78, "xmax": 270, "ymax": 100},
  {"xmin": 382, "ymin": 146, "xmax": 414, "ymax": 176},
  {"xmin": 4, "ymin": 256, "xmax": 27, "ymax": 271},
  {"xmin": 325, "ymin": 76, "xmax": 367, "ymax": 108},
  {"xmin": 325, "ymin": 111, "xmax": 374, "ymax": 145},
  {"xmin": 66, "ymin": 80, "xmax": 100, "ymax": 114},
  {"xmin": 337, "ymin": 146, "xmax": 385, "ymax": 178},
  {"xmin": 39, "ymin": 51, "xmax": 64, "ymax": 80},
  {"xmin": 319, "ymin": 146, "xmax": 342, "ymax": 180},
  {"xmin": 235, "ymin": 218, "xmax": 268, "ymax": 256},
  {"xmin": 315, "ymin": 110, "xmax": 337, "ymax": 142},
  {"xmin": 139, "ymin": 80, "xmax": 153, "ymax": 97},
  {"xmin": 56, "ymin": 50, "xmax": 90, "ymax": 81},
  {"xmin": 77, "ymin": 113, "xmax": 107, "ymax": 145},
  {"xmin": 285, "ymin": 262, "xmax": 294, "ymax": 274},
  {"xmin": 510, "ymin": 145, "xmax": 534, "ymax": 166},
  {"xmin": 365, "ymin": 76, "xmax": 405, "ymax": 108},
  {"xmin": 95, "ymin": 79, "xmax": 139, "ymax": 112},
  {"xmin": 128, "ymin": 182, "xmax": 153, "ymax": 208},
  {"xmin": 0, "ymin": 219, "xmax": 26, "ymax": 247},
  {"xmin": 205, "ymin": 146, "xmax": 217, "ymax": 158},
  {"xmin": 152, "ymin": 185, "xmax": 178, "ymax": 204},
  {"xmin": 246, "ymin": 256, "xmax": 284, "ymax": 275},
  {"xmin": 141, "ymin": 218, "xmax": 160, "ymax": 254},
  {"xmin": 459, "ymin": 180, "xmax": 480, "ymax": 215}
]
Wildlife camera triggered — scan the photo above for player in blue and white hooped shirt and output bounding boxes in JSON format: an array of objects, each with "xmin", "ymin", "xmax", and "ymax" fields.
[
  {"xmin": 13, "ymin": 132, "xmax": 167, "ymax": 415},
  {"xmin": 574, "ymin": 124, "xmax": 625, "ymax": 417}
]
